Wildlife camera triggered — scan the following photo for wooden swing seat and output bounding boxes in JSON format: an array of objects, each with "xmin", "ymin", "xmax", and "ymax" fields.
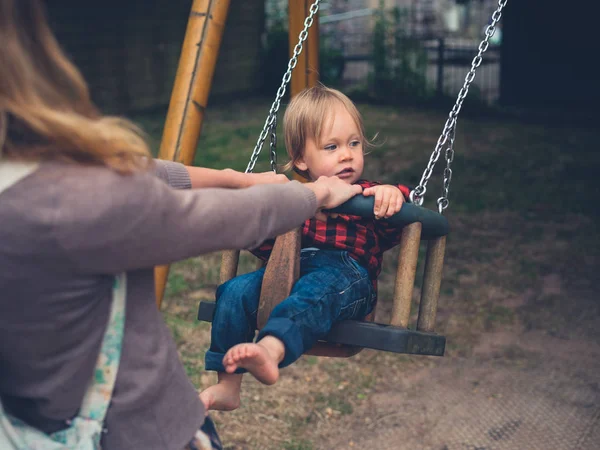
[{"xmin": 197, "ymin": 198, "xmax": 449, "ymax": 357}]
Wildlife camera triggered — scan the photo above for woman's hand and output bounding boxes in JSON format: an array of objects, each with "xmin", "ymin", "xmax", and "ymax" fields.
[
  {"xmin": 362, "ymin": 184, "xmax": 404, "ymax": 219},
  {"xmin": 305, "ymin": 176, "xmax": 363, "ymax": 220}
]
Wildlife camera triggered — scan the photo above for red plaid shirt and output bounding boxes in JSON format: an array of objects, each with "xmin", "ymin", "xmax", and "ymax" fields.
[{"xmin": 251, "ymin": 180, "xmax": 411, "ymax": 294}]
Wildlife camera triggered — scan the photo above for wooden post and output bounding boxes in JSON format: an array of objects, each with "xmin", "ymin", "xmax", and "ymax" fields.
[
  {"xmin": 220, "ymin": 250, "xmax": 240, "ymax": 284},
  {"xmin": 289, "ymin": 0, "xmax": 318, "ymax": 180},
  {"xmin": 256, "ymin": 1, "xmax": 320, "ymax": 325},
  {"xmin": 390, "ymin": 223, "xmax": 422, "ymax": 328},
  {"xmin": 289, "ymin": 0, "xmax": 320, "ymax": 97},
  {"xmin": 155, "ymin": 0, "xmax": 231, "ymax": 309},
  {"xmin": 417, "ymin": 236, "xmax": 446, "ymax": 332}
]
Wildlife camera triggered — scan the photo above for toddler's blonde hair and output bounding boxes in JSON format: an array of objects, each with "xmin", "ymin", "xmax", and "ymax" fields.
[{"xmin": 282, "ymin": 85, "xmax": 369, "ymax": 176}]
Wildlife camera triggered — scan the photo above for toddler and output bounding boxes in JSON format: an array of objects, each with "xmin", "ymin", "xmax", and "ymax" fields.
[{"xmin": 200, "ymin": 85, "xmax": 411, "ymax": 411}]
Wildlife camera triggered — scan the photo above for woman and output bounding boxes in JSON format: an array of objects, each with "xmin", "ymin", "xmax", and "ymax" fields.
[{"xmin": 0, "ymin": 1, "xmax": 362, "ymax": 448}]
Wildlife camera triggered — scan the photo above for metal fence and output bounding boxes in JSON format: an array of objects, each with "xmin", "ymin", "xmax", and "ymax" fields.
[
  {"xmin": 327, "ymin": 33, "xmax": 501, "ymax": 104},
  {"xmin": 317, "ymin": 1, "xmax": 502, "ymax": 104}
]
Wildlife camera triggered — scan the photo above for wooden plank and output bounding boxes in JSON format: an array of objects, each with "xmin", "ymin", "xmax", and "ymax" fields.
[
  {"xmin": 390, "ymin": 222, "xmax": 422, "ymax": 327},
  {"xmin": 257, "ymin": 228, "xmax": 301, "ymax": 329},
  {"xmin": 417, "ymin": 236, "xmax": 446, "ymax": 332}
]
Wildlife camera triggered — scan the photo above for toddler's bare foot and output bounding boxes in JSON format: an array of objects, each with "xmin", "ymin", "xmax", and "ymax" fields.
[
  {"xmin": 199, "ymin": 385, "xmax": 240, "ymax": 412},
  {"xmin": 199, "ymin": 373, "xmax": 242, "ymax": 412},
  {"xmin": 223, "ymin": 342, "xmax": 281, "ymax": 385}
]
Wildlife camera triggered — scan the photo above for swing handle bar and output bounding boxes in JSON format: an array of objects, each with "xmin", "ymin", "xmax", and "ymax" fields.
[{"xmin": 326, "ymin": 196, "xmax": 449, "ymax": 240}]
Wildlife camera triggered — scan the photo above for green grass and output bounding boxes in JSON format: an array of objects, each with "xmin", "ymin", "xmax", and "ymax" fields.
[{"xmin": 164, "ymin": 273, "xmax": 188, "ymax": 298}]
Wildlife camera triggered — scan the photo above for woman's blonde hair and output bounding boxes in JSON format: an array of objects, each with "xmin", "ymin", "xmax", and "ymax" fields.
[
  {"xmin": 0, "ymin": 0, "xmax": 151, "ymax": 173},
  {"xmin": 282, "ymin": 84, "xmax": 369, "ymax": 176}
]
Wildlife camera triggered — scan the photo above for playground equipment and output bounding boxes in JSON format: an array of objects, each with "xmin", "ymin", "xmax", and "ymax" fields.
[{"xmin": 156, "ymin": 0, "xmax": 508, "ymax": 357}]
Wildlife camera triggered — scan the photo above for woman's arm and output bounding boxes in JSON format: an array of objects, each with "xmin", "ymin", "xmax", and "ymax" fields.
[
  {"xmin": 186, "ymin": 167, "xmax": 289, "ymax": 189},
  {"xmin": 53, "ymin": 167, "xmax": 360, "ymax": 274},
  {"xmin": 152, "ymin": 159, "xmax": 288, "ymax": 190}
]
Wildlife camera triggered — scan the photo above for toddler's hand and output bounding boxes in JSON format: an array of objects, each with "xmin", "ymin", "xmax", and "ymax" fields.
[
  {"xmin": 363, "ymin": 184, "xmax": 404, "ymax": 219},
  {"xmin": 306, "ymin": 176, "xmax": 363, "ymax": 221}
]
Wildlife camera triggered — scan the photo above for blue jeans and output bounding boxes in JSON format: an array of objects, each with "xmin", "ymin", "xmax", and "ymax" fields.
[{"xmin": 205, "ymin": 249, "xmax": 375, "ymax": 372}]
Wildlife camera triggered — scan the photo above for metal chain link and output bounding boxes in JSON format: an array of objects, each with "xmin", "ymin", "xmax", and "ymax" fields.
[
  {"xmin": 269, "ymin": 116, "xmax": 278, "ymax": 172},
  {"xmin": 437, "ymin": 127, "xmax": 455, "ymax": 212},
  {"xmin": 245, "ymin": 0, "xmax": 322, "ymax": 173},
  {"xmin": 410, "ymin": 0, "xmax": 508, "ymax": 212}
]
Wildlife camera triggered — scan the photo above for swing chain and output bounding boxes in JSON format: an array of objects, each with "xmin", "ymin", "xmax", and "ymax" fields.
[
  {"xmin": 245, "ymin": 0, "xmax": 322, "ymax": 173},
  {"xmin": 269, "ymin": 116, "xmax": 278, "ymax": 172},
  {"xmin": 437, "ymin": 127, "xmax": 455, "ymax": 213},
  {"xmin": 410, "ymin": 0, "xmax": 508, "ymax": 211}
]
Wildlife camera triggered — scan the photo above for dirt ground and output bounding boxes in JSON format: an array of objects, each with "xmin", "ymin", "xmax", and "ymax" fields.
[
  {"xmin": 185, "ymin": 213, "xmax": 597, "ymax": 450},
  {"xmin": 315, "ymin": 214, "xmax": 600, "ymax": 450},
  {"xmin": 157, "ymin": 103, "xmax": 600, "ymax": 450}
]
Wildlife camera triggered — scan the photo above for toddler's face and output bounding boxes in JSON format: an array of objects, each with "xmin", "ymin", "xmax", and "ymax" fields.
[{"xmin": 294, "ymin": 104, "xmax": 364, "ymax": 184}]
